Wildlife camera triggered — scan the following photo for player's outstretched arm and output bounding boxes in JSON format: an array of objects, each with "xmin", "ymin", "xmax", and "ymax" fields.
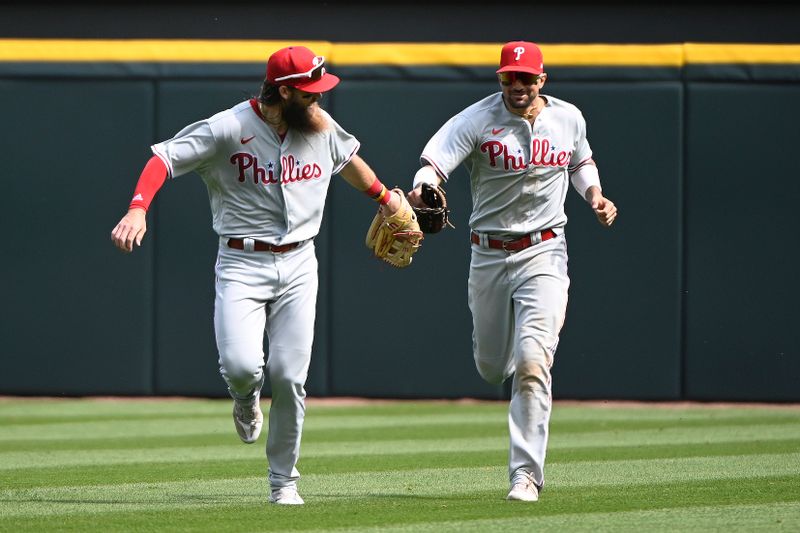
[
  {"xmin": 585, "ymin": 186, "xmax": 618, "ymax": 228},
  {"xmin": 111, "ymin": 208, "xmax": 147, "ymax": 253},
  {"xmin": 111, "ymin": 155, "xmax": 168, "ymax": 253},
  {"xmin": 339, "ymin": 154, "xmax": 402, "ymax": 215}
]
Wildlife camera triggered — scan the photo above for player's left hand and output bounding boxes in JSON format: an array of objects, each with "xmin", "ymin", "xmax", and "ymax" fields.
[
  {"xmin": 591, "ymin": 196, "xmax": 618, "ymax": 227},
  {"xmin": 379, "ymin": 188, "xmax": 403, "ymax": 217},
  {"xmin": 365, "ymin": 189, "xmax": 424, "ymax": 268}
]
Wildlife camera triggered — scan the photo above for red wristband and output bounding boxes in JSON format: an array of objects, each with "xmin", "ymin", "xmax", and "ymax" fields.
[
  {"xmin": 377, "ymin": 187, "xmax": 392, "ymax": 206},
  {"xmin": 364, "ymin": 178, "xmax": 383, "ymax": 198},
  {"xmin": 364, "ymin": 178, "xmax": 392, "ymax": 205},
  {"xmin": 129, "ymin": 156, "xmax": 168, "ymax": 211}
]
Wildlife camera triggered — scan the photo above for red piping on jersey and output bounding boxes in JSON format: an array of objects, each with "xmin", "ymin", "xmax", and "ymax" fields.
[
  {"xmin": 421, "ymin": 157, "xmax": 448, "ymax": 181},
  {"xmin": 332, "ymin": 141, "xmax": 361, "ymax": 175},
  {"xmin": 568, "ymin": 157, "xmax": 594, "ymax": 173},
  {"xmin": 129, "ymin": 155, "xmax": 168, "ymax": 211},
  {"xmin": 249, "ymin": 98, "xmax": 265, "ymax": 120}
]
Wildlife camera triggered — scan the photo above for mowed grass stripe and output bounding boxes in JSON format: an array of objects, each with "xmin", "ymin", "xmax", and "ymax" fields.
[
  {"xmin": 2, "ymin": 399, "xmax": 795, "ymax": 427},
  {"xmin": 5, "ymin": 437, "xmax": 800, "ymax": 490},
  {"xmin": 0, "ymin": 412, "xmax": 507, "ymax": 440},
  {"xmin": 0, "ymin": 399, "xmax": 226, "ymax": 418},
  {"xmin": 4, "ymin": 453, "xmax": 799, "ymax": 509},
  {"xmin": 0, "ymin": 400, "xmax": 798, "ymax": 532},
  {"xmin": 2, "ymin": 400, "xmax": 799, "ymax": 449},
  {"xmin": 301, "ymin": 502, "xmax": 800, "ymax": 533},
  {"xmin": 2, "ymin": 451, "xmax": 507, "ymax": 490},
  {"xmin": 3, "ymin": 414, "xmax": 797, "ymax": 442},
  {"xmin": 3, "ymin": 411, "xmax": 799, "ymax": 446},
  {"xmin": 3, "ymin": 415, "xmax": 798, "ymax": 470},
  {"xmin": 2, "ymin": 470, "xmax": 798, "ymax": 523},
  {"xmin": 0, "ymin": 409, "xmax": 505, "ymax": 429},
  {"xmin": 551, "ymin": 404, "xmax": 800, "ymax": 421},
  {"xmin": 0, "ymin": 415, "xmax": 508, "ymax": 442},
  {"xmin": 4, "ymin": 479, "xmax": 798, "ymax": 533},
  {"xmin": 0, "ymin": 399, "xmax": 501, "ymax": 418},
  {"xmin": 3, "ymin": 426, "xmax": 798, "ymax": 459},
  {"xmin": 0, "ymin": 437, "xmax": 507, "ymax": 470},
  {"xmin": 4, "ymin": 423, "xmax": 799, "ymax": 471},
  {"xmin": 3, "ymin": 421, "xmax": 800, "ymax": 470}
]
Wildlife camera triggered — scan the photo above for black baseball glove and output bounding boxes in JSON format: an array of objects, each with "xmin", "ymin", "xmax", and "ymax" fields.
[{"xmin": 413, "ymin": 183, "xmax": 453, "ymax": 234}]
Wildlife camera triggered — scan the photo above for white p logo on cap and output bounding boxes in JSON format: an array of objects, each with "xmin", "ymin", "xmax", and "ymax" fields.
[{"xmin": 514, "ymin": 46, "xmax": 525, "ymax": 61}]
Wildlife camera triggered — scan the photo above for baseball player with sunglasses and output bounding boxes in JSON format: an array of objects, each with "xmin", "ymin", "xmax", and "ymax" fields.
[
  {"xmin": 408, "ymin": 41, "xmax": 617, "ymax": 502},
  {"xmin": 111, "ymin": 45, "xmax": 414, "ymax": 505}
]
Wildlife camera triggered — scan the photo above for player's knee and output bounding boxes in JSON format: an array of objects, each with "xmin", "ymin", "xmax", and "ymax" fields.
[
  {"xmin": 515, "ymin": 331, "xmax": 553, "ymax": 394},
  {"xmin": 219, "ymin": 353, "xmax": 263, "ymax": 394},
  {"xmin": 515, "ymin": 359, "xmax": 550, "ymax": 395}
]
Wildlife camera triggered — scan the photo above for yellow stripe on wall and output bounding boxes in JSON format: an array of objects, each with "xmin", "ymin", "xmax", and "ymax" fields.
[
  {"xmin": 539, "ymin": 44, "xmax": 685, "ymax": 67},
  {"xmin": 0, "ymin": 39, "xmax": 331, "ymax": 62},
  {"xmin": 685, "ymin": 43, "xmax": 800, "ymax": 64},
  {"xmin": 333, "ymin": 43, "xmax": 500, "ymax": 65},
  {"xmin": 0, "ymin": 39, "xmax": 799, "ymax": 66},
  {"xmin": 332, "ymin": 43, "xmax": 685, "ymax": 66}
]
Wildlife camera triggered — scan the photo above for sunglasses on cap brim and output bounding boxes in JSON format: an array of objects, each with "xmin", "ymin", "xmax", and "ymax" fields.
[
  {"xmin": 497, "ymin": 72, "xmax": 542, "ymax": 86},
  {"xmin": 274, "ymin": 56, "xmax": 326, "ymax": 83}
]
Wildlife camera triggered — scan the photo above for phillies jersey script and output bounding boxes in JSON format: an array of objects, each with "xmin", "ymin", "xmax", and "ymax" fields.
[
  {"xmin": 152, "ymin": 99, "xmax": 359, "ymax": 244},
  {"xmin": 421, "ymin": 93, "xmax": 591, "ymax": 236}
]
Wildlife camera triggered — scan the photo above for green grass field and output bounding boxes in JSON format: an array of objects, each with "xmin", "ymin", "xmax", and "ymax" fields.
[{"xmin": 1, "ymin": 398, "xmax": 798, "ymax": 532}]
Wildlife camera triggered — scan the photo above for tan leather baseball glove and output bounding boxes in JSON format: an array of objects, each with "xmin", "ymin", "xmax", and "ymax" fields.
[{"xmin": 365, "ymin": 189, "xmax": 424, "ymax": 268}]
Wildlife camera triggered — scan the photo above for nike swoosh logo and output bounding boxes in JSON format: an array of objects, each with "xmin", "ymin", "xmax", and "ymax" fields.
[
  {"xmin": 241, "ymin": 135, "xmax": 256, "ymax": 144},
  {"xmin": 491, "ymin": 128, "xmax": 505, "ymax": 135}
]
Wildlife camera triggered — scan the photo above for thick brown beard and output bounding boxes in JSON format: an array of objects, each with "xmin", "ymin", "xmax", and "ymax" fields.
[{"xmin": 282, "ymin": 99, "xmax": 327, "ymax": 134}]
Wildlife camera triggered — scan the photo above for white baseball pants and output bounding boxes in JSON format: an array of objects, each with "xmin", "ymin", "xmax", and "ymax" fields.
[
  {"xmin": 214, "ymin": 239, "xmax": 317, "ymax": 490},
  {"xmin": 468, "ymin": 235, "xmax": 570, "ymax": 488}
]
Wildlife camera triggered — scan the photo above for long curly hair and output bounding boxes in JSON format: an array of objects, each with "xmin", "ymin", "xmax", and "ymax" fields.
[{"xmin": 257, "ymin": 80, "xmax": 281, "ymax": 106}]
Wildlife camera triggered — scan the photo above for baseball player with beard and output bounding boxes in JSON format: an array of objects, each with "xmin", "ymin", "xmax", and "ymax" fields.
[
  {"xmin": 408, "ymin": 41, "xmax": 617, "ymax": 502},
  {"xmin": 111, "ymin": 45, "xmax": 409, "ymax": 505}
]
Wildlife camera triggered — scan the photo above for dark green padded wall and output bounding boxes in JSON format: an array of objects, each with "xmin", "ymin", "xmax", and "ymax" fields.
[
  {"xmin": 0, "ymin": 80, "xmax": 155, "ymax": 395},
  {"xmin": 553, "ymin": 81, "xmax": 683, "ymax": 400},
  {"xmin": 684, "ymin": 82, "xmax": 800, "ymax": 401},
  {"xmin": 1, "ymin": 63, "xmax": 797, "ymax": 402}
]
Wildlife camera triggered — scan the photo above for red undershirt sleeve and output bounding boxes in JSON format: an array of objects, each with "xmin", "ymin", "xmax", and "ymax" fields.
[{"xmin": 128, "ymin": 156, "xmax": 168, "ymax": 211}]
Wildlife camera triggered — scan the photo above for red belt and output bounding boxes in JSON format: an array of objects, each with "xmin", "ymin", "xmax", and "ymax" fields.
[
  {"xmin": 470, "ymin": 229, "xmax": 556, "ymax": 252},
  {"xmin": 227, "ymin": 238, "xmax": 301, "ymax": 253}
]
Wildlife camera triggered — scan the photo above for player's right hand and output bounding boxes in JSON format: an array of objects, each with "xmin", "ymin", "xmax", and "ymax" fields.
[
  {"xmin": 406, "ymin": 185, "xmax": 425, "ymax": 208},
  {"xmin": 111, "ymin": 208, "xmax": 147, "ymax": 253}
]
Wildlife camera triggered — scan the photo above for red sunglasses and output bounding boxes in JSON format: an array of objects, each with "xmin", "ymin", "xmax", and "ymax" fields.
[{"xmin": 498, "ymin": 72, "xmax": 541, "ymax": 86}]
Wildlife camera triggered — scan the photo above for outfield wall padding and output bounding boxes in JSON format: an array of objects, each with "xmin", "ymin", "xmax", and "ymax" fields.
[{"xmin": 1, "ymin": 41, "xmax": 798, "ymax": 401}]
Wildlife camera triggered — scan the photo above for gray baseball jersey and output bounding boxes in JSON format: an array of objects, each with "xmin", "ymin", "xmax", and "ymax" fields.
[
  {"xmin": 152, "ymin": 99, "xmax": 359, "ymax": 244},
  {"xmin": 420, "ymin": 92, "xmax": 591, "ymax": 236}
]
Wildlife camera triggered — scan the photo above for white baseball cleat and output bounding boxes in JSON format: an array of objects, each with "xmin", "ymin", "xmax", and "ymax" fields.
[
  {"xmin": 269, "ymin": 487, "xmax": 305, "ymax": 505},
  {"xmin": 232, "ymin": 392, "xmax": 263, "ymax": 444},
  {"xmin": 506, "ymin": 470, "xmax": 540, "ymax": 502}
]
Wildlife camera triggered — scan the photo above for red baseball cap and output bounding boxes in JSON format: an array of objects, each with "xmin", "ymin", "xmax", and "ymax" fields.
[
  {"xmin": 266, "ymin": 46, "xmax": 340, "ymax": 93},
  {"xmin": 496, "ymin": 41, "xmax": 544, "ymax": 75}
]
